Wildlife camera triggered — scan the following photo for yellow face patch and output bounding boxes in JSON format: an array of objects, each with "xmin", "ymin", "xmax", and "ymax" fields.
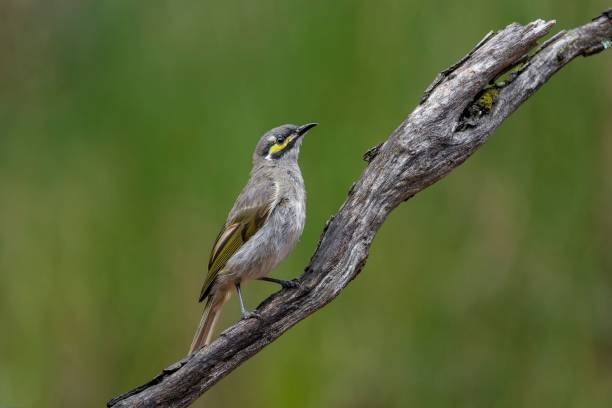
[{"xmin": 268, "ymin": 135, "xmax": 295, "ymax": 155}]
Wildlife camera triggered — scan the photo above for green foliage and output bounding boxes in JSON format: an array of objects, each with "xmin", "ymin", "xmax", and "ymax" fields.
[{"xmin": 0, "ymin": 1, "xmax": 610, "ymax": 407}]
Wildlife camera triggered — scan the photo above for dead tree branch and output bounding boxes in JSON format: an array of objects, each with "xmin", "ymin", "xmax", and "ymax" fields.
[{"xmin": 108, "ymin": 10, "xmax": 612, "ymax": 408}]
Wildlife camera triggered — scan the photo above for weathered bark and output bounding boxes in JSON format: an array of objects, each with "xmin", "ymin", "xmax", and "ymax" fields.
[{"xmin": 108, "ymin": 11, "xmax": 612, "ymax": 408}]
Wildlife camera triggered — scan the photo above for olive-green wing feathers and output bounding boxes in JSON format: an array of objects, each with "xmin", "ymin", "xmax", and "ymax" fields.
[{"xmin": 198, "ymin": 202, "xmax": 273, "ymax": 302}]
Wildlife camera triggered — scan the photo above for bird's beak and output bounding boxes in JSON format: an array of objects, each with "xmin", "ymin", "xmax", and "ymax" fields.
[{"xmin": 296, "ymin": 123, "xmax": 318, "ymax": 137}]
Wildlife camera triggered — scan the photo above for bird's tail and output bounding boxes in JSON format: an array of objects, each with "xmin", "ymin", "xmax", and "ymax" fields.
[{"xmin": 188, "ymin": 291, "xmax": 228, "ymax": 355}]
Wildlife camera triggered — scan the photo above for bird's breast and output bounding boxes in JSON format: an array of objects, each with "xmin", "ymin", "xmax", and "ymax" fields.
[{"xmin": 223, "ymin": 167, "xmax": 306, "ymax": 281}]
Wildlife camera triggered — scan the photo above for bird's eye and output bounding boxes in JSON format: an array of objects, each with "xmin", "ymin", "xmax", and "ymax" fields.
[{"xmin": 275, "ymin": 136, "xmax": 284, "ymax": 144}]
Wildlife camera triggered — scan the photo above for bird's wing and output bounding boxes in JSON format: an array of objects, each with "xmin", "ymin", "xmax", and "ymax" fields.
[{"xmin": 198, "ymin": 180, "xmax": 278, "ymax": 301}]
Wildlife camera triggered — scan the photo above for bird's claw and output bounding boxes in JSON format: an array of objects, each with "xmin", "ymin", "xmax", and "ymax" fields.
[
  {"xmin": 242, "ymin": 310, "xmax": 263, "ymax": 321},
  {"xmin": 281, "ymin": 279, "xmax": 301, "ymax": 289}
]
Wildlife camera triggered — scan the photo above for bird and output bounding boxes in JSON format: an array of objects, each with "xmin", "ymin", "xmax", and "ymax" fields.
[{"xmin": 189, "ymin": 122, "xmax": 317, "ymax": 354}]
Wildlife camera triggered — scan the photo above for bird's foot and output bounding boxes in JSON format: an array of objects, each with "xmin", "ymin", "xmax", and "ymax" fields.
[
  {"xmin": 280, "ymin": 278, "xmax": 301, "ymax": 289},
  {"xmin": 259, "ymin": 277, "xmax": 301, "ymax": 290},
  {"xmin": 241, "ymin": 310, "xmax": 263, "ymax": 321}
]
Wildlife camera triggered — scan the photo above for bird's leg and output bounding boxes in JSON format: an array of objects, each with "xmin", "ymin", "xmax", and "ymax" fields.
[
  {"xmin": 258, "ymin": 277, "xmax": 300, "ymax": 289},
  {"xmin": 235, "ymin": 282, "xmax": 262, "ymax": 320}
]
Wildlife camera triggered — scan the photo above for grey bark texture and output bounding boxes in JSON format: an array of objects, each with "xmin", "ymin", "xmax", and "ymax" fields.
[{"xmin": 108, "ymin": 11, "xmax": 612, "ymax": 408}]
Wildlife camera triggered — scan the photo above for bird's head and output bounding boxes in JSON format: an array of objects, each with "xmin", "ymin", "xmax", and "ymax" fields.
[{"xmin": 253, "ymin": 123, "xmax": 317, "ymax": 165}]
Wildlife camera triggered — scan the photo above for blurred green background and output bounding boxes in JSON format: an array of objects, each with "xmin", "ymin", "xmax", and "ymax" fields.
[{"xmin": 1, "ymin": 1, "xmax": 611, "ymax": 407}]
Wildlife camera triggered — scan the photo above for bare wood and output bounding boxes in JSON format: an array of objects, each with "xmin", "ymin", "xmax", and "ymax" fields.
[{"xmin": 108, "ymin": 11, "xmax": 612, "ymax": 408}]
